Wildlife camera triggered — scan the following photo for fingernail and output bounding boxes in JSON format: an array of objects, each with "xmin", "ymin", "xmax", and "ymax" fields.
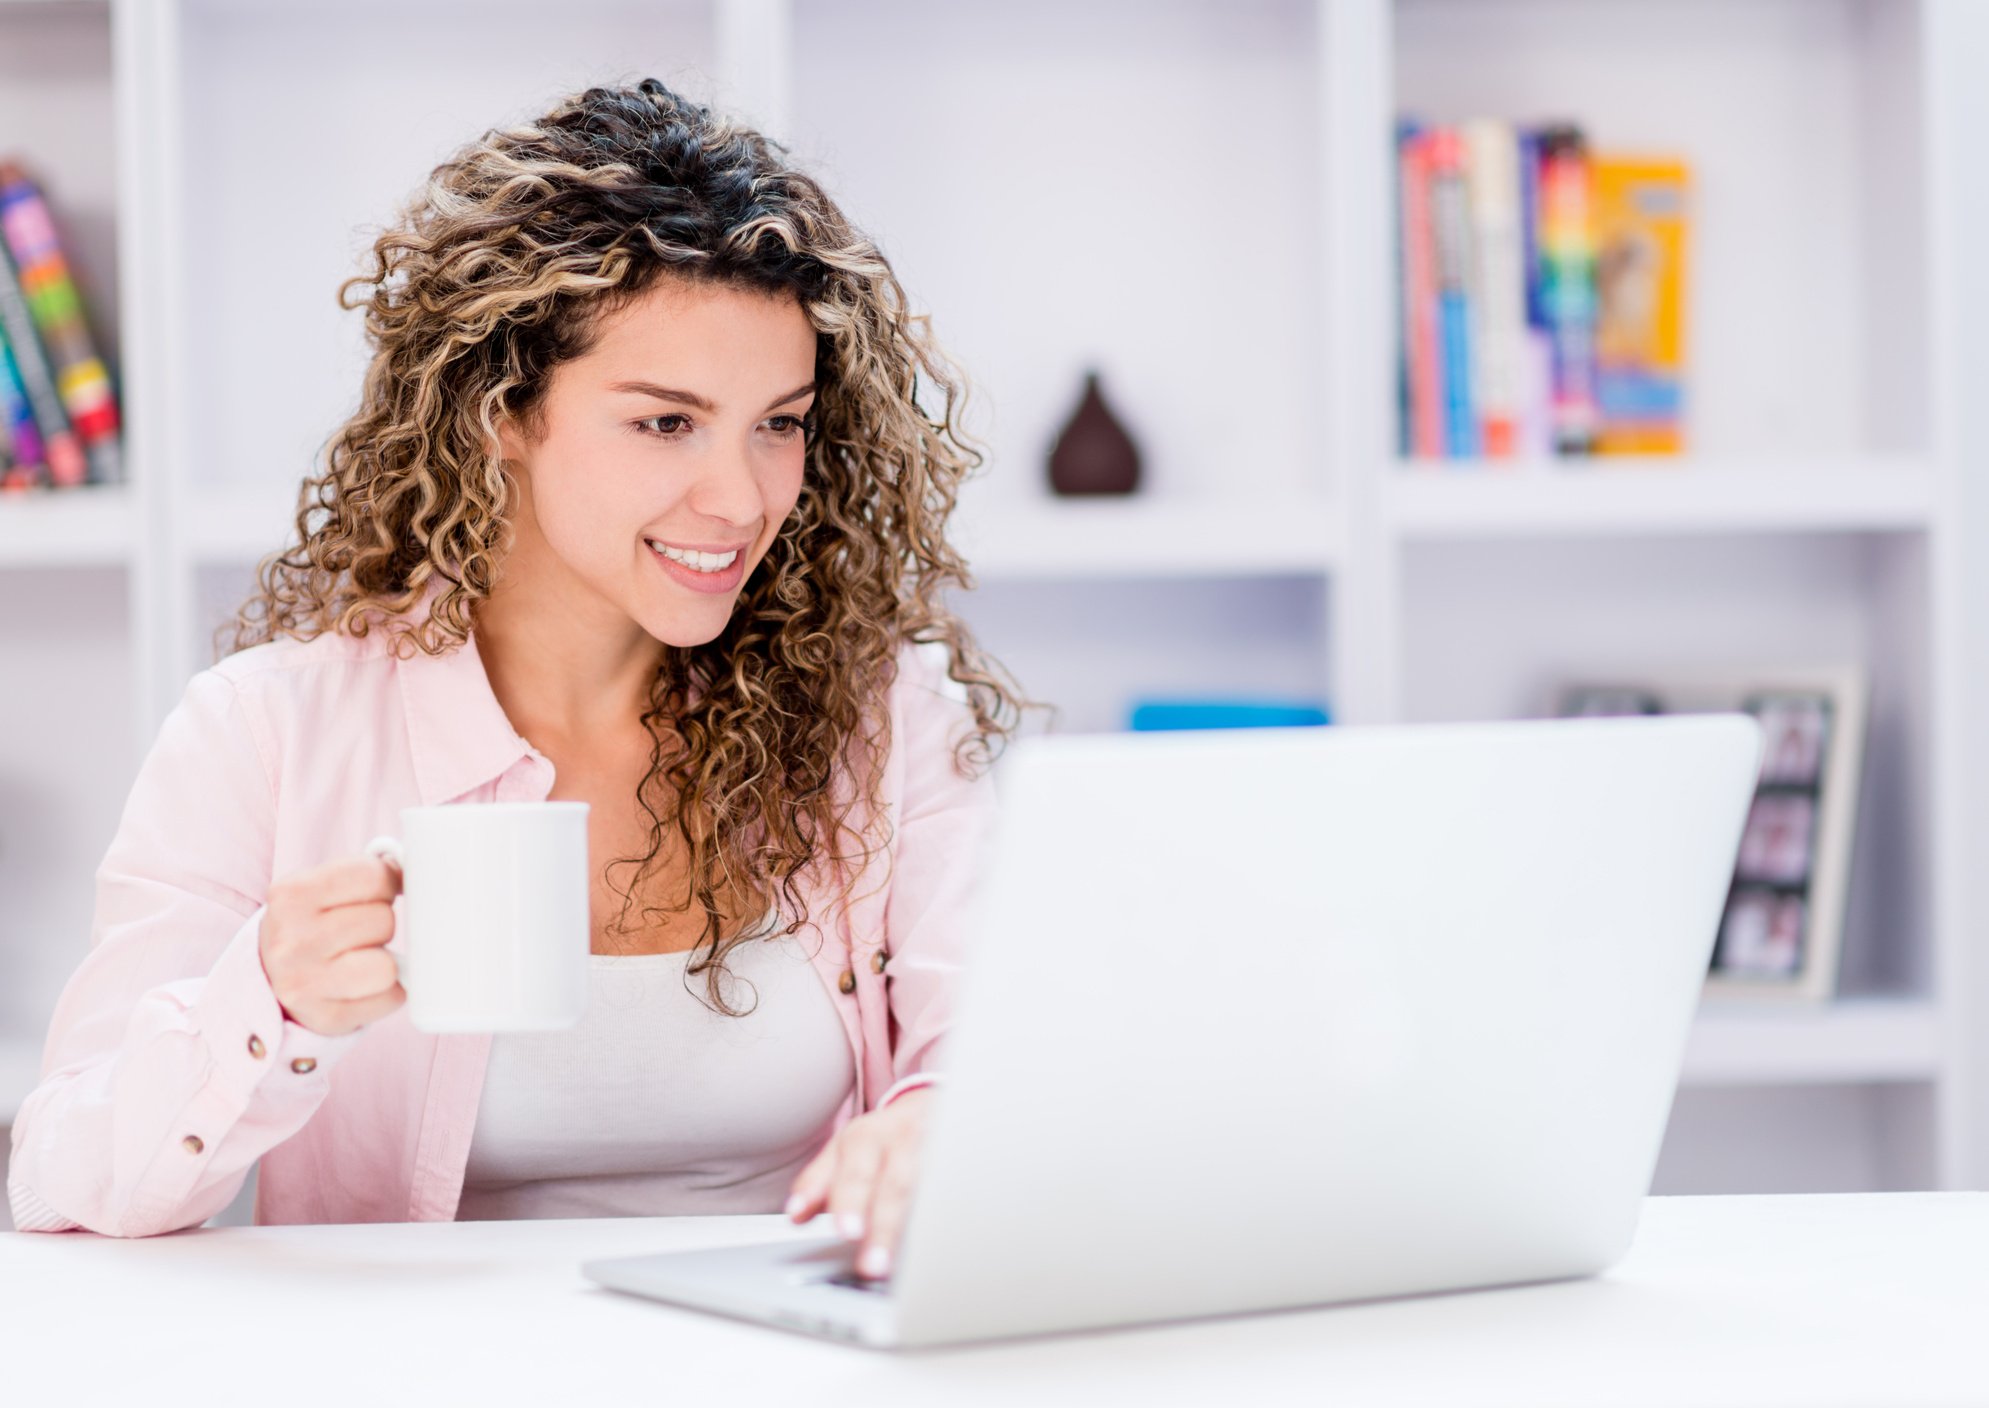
[
  {"xmin": 838, "ymin": 1211, "xmax": 865, "ymax": 1240},
  {"xmin": 859, "ymin": 1244, "xmax": 891, "ymax": 1278},
  {"xmin": 784, "ymin": 1193, "xmax": 807, "ymax": 1218}
]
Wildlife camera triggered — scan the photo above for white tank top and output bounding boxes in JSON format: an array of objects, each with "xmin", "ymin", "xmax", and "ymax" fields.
[{"xmin": 455, "ymin": 913, "xmax": 856, "ymax": 1221}]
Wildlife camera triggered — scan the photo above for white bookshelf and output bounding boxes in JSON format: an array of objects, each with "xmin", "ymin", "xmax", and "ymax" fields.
[
  {"xmin": 3, "ymin": 0, "xmax": 1988, "ymax": 1198},
  {"xmin": 1681, "ymin": 999, "xmax": 1944, "ymax": 1088},
  {"xmin": 834, "ymin": 489, "xmax": 1340, "ymax": 582},
  {"xmin": 1384, "ymin": 458, "xmax": 1940, "ymax": 540},
  {"xmin": 0, "ymin": 483, "xmax": 136, "ymax": 565}
]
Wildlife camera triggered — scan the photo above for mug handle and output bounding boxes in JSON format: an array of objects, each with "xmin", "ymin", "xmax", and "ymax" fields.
[{"xmin": 363, "ymin": 835, "xmax": 409, "ymax": 989}]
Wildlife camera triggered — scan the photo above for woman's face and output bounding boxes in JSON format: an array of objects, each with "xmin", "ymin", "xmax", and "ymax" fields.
[{"xmin": 498, "ymin": 274, "xmax": 818, "ymax": 649}]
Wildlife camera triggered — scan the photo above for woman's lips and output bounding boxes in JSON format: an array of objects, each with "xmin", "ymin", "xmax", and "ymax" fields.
[{"xmin": 646, "ymin": 539, "xmax": 748, "ymax": 594}]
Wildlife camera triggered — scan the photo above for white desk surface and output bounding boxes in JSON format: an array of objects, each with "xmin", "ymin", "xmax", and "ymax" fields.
[{"xmin": 5, "ymin": 1192, "xmax": 1987, "ymax": 1407}]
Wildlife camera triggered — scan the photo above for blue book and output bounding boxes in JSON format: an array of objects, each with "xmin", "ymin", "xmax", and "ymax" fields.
[
  {"xmin": 1518, "ymin": 126, "xmax": 1545, "ymax": 331},
  {"xmin": 1426, "ymin": 126, "xmax": 1480, "ymax": 459}
]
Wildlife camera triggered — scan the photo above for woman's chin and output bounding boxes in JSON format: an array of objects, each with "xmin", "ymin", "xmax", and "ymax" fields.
[{"xmin": 637, "ymin": 602, "xmax": 735, "ymax": 652}]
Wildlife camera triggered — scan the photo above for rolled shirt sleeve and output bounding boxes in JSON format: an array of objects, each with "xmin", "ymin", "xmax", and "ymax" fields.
[{"xmin": 7, "ymin": 669, "xmax": 360, "ymax": 1237}]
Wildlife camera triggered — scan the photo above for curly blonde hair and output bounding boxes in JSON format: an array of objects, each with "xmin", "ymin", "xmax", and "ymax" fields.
[{"xmin": 217, "ymin": 77, "xmax": 1040, "ymax": 1014}]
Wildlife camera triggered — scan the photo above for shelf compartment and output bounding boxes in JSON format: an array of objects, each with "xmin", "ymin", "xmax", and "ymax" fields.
[
  {"xmin": 176, "ymin": 0, "xmax": 719, "ymax": 497},
  {"xmin": 791, "ymin": 0, "xmax": 1325, "ymax": 534},
  {"xmin": 948, "ymin": 572, "xmax": 1332, "ymax": 735},
  {"xmin": 1392, "ymin": 0, "xmax": 1928, "ymax": 463}
]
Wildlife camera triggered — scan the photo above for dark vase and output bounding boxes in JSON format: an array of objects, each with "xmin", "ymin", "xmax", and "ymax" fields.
[{"xmin": 1048, "ymin": 369, "xmax": 1141, "ymax": 496}]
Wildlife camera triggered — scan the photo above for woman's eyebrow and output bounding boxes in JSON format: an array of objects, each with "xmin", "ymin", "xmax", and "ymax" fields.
[{"xmin": 607, "ymin": 380, "xmax": 818, "ymax": 413}]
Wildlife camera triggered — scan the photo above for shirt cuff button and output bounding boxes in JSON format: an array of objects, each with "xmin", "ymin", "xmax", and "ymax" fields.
[
  {"xmin": 870, "ymin": 950, "xmax": 887, "ymax": 974},
  {"xmin": 290, "ymin": 1057, "xmax": 318, "ymax": 1074},
  {"xmin": 837, "ymin": 969, "xmax": 856, "ymax": 994},
  {"xmin": 181, "ymin": 1135, "xmax": 204, "ymax": 1154},
  {"xmin": 247, "ymin": 1034, "xmax": 266, "ymax": 1059}
]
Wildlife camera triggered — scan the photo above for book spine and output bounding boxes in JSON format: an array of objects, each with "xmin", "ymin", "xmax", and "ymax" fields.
[
  {"xmin": 1426, "ymin": 126, "xmax": 1480, "ymax": 460},
  {"xmin": 1393, "ymin": 119, "xmax": 1412, "ymax": 458},
  {"xmin": 1519, "ymin": 127, "xmax": 1545, "ymax": 332},
  {"xmin": 1463, "ymin": 119, "xmax": 1525, "ymax": 459},
  {"xmin": 1536, "ymin": 124, "xmax": 1599, "ymax": 456},
  {"xmin": 0, "ymin": 229, "xmax": 82, "ymax": 488},
  {"xmin": 0, "ymin": 165, "xmax": 120, "ymax": 485},
  {"xmin": 0, "ymin": 325, "xmax": 47, "ymax": 490},
  {"xmin": 0, "ymin": 354, "xmax": 14, "ymax": 489},
  {"xmin": 1592, "ymin": 156, "xmax": 1689, "ymax": 455},
  {"xmin": 1516, "ymin": 127, "xmax": 1554, "ymax": 459},
  {"xmin": 1397, "ymin": 122, "xmax": 1444, "ymax": 461}
]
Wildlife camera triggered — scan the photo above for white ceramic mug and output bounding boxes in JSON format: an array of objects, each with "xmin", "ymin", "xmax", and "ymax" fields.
[{"xmin": 363, "ymin": 801, "xmax": 591, "ymax": 1033}]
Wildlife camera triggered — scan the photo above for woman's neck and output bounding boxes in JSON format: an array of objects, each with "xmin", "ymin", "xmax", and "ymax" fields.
[{"xmin": 472, "ymin": 558, "xmax": 668, "ymax": 750}]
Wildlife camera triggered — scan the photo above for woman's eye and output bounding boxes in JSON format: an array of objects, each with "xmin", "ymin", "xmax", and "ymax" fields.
[{"xmin": 633, "ymin": 413, "xmax": 812, "ymax": 439}]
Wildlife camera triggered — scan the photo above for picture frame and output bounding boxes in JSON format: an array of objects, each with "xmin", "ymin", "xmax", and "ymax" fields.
[{"xmin": 1553, "ymin": 666, "xmax": 1869, "ymax": 1002}]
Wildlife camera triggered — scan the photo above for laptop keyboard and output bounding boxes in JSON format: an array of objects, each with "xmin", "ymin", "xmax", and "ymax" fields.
[{"xmin": 821, "ymin": 1269, "xmax": 892, "ymax": 1296}]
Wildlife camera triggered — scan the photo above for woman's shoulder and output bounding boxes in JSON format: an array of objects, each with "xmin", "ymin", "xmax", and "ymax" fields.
[
  {"xmin": 208, "ymin": 624, "xmax": 396, "ymax": 686},
  {"xmin": 198, "ymin": 625, "xmax": 407, "ymax": 728},
  {"xmin": 890, "ymin": 637, "xmax": 969, "ymax": 707},
  {"xmin": 881, "ymin": 637, "xmax": 987, "ymax": 784},
  {"xmin": 137, "ymin": 628, "xmax": 408, "ymax": 793}
]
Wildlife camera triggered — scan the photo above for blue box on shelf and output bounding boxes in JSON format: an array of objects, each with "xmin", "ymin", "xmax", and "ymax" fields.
[{"xmin": 1126, "ymin": 699, "xmax": 1333, "ymax": 732}]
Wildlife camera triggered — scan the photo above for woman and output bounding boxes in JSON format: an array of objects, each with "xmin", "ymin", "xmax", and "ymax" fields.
[{"xmin": 6, "ymin": 78, "xmax": 1031, "ymax": 1282}]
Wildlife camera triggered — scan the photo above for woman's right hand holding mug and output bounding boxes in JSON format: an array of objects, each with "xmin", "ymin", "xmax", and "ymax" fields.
[{"xmin": 257, "ymin": 850, "xmax": 408, "ymax": 1037}]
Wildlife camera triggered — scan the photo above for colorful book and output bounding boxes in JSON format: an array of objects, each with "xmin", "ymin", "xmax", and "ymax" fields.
[
  {"xmin": 1397, "ymin": 122, "xmax": 1444, "ymax": 460},
  {"xmin": 1425, "ymin": 126, "xmax": 1480, "ymax": 459},
  {"xmin": 0, "ymin": 233, "xmax": 82, "ymax": 488},
  {"xmin": 1392, "ymin": 119, "xmax": 1412, "ymax": 456},
  {"xmin": 0, "ymin": 326, "xmax": 46, "ymax": 490},
  {"xmin": 1535, "ymin": 124, "xmax": 1600, "ymax": 455},
  {"xmin": 1514, "ymin": 128, "xmax": 1555, "ymax": 459},
  {"xmin": 1463, "ymin": 119, "xmax": 1525, "ymax": 458},
  {"xmin": 1393, "ymin": 115, "xmax": 1686, "ymax": 466},
  {"xmin": 1519, "ymin": 128, "xmax": 1546, "ymax": 331},
  {"xmin": 1592, "ymin": 156, "xmax": 1689, "ymax": 454},
  {"xmin": 0, "ymin": 163, "xmax": 120, "ymax": 485},
  {"xmin": 0, "ymin": 354, "xmax": 12, "ymax": 489}
]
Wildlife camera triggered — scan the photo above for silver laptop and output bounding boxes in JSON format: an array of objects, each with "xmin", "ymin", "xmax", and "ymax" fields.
[{"xmin": 583, "ymin": 713, "xmax": 1763, "ymax": 1350}]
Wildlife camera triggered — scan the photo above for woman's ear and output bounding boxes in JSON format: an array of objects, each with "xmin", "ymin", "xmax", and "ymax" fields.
[
  {"xmin": 492, "ymin": 380, "xmax": 555, "ymax": 467},
  {"xmin": 494, "ymin": 407, "xmax": 528, "ymax": 465}
]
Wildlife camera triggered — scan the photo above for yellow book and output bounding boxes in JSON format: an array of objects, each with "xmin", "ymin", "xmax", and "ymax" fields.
[{"xmin": 1591, "ymin": 157, "xmax": 1689, "ymax": 455}]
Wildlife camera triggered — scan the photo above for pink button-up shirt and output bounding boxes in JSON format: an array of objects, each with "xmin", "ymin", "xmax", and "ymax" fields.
[{"xmin": 7, "ymin": 581, "xmax": 993, "ymax": 1236}]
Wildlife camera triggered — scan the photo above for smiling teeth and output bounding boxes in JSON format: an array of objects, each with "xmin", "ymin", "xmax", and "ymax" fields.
[{"xmin": 649, "ymin": 542, "xmax": 738, "ymax": 573}]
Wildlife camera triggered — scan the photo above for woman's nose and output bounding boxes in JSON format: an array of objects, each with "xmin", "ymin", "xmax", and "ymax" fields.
[{"xmin": 685, "ymin": 448, "xmax": 765, "ymax": 526}]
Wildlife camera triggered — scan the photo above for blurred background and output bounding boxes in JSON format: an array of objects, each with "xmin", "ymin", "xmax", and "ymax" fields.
[{"xmin": 6, "ymin": 0, "xmax": 1989, "ymax": 1227}]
